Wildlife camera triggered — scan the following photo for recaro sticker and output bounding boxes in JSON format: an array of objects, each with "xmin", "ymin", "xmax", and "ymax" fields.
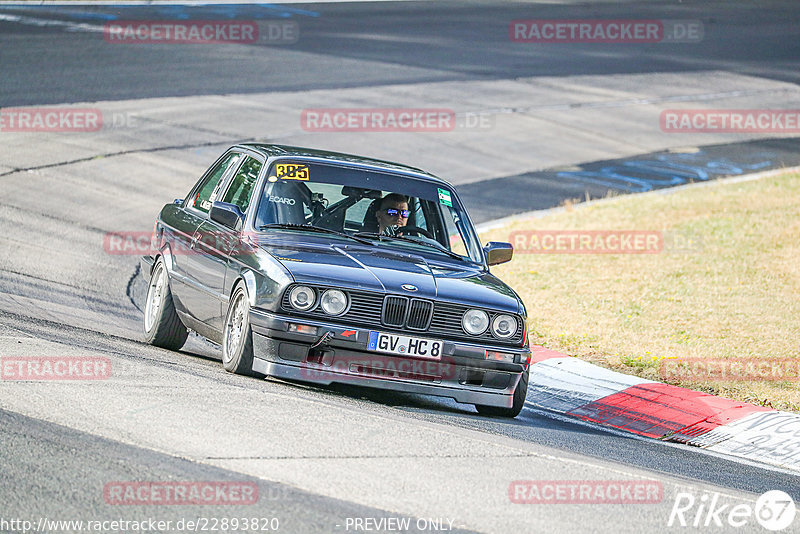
[
  {"xmin": 274, "ymin": 163, "xmax": 309, "ymax": 181},
  {"xmin": 268, "ymin": 195, "xmax": 296, "ymax": 205},
  {"xmin": 438, "ymin": 188, "xmax": 453, "ymax": 207}
]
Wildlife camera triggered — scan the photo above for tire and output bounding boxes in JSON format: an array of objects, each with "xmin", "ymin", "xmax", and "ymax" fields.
[
  {"xmin": 143, "ymin": 258, "xmax": 189, "ymax": 350},
  {"xmin": 222, "ymin": 284, "xmax": 261, "ymax": 377},
  {"xmin": 475, "ymin": 366, "xmax": 529, "ymax": 418}
]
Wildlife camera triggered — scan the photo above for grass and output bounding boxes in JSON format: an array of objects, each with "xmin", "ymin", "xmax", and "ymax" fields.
[{"xmin": 479, "ymin": 170, "xmax": 800, "ymax": 412}]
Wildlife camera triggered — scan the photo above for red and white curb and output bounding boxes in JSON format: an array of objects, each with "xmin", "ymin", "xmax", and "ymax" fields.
[{"xmin": 527, "ymin": 346, "xmax": 800, "ymax": 472}]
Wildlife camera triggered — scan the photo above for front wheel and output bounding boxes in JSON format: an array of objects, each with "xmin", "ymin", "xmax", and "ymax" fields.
[
  {"xmin": 143, "ymin": 258, "xmax": 189, "ymax": 350},
  {"xmin": 222, "ymin": 285, "xmax": 260, "ymax": 377},
  {"xmin": 475, "ymin": 367, "xmax": 529, "ymax": 418}
]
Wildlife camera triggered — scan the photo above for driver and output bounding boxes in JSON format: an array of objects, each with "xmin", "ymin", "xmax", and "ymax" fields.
[{"xmin": 375, "ymin": 193, "xmax": 410, "ymax": 235}]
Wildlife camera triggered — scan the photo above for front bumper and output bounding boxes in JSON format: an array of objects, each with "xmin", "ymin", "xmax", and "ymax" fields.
[{"xmin": 249, "ymin": 309, "xmax": 530, "ymax": 408}]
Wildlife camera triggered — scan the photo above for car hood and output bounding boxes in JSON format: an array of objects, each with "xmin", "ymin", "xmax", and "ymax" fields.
[{"xmin": 256, "ymin": 239, "xmax": 522, "ymax": 314}]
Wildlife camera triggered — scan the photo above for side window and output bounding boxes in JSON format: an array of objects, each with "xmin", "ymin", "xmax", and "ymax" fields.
[
  {"xmin": 222, "ymin": 156, "xmax": 262, "ymax": 213},
  {"xmin": 189, "ymin": 152, "xmax": 241, "ymax": 214}
]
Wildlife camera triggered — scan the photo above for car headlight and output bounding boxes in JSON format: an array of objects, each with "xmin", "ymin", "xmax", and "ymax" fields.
[
  {"xmin": 492, "ymin": 314, "xmax": 518, "ymax": 339},
  {"xmin": 289, "ymin": 285, "xmax": 316, "ymax": 311},
  {"xmin": 462, "ymin": 309, "xmax": 489, "ymax": 335},
  {"xmin": 320, "ymin": 289, "xmax": 348, "ymax": 316}
]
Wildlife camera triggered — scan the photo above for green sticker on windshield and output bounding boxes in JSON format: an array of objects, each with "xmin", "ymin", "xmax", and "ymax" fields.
[{"xmin": 437, "ymin": 188, "xmax": 453, "ymax": 207}]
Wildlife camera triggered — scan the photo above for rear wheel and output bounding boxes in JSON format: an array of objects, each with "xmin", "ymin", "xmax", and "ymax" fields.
[
  {"xmin": 143, "ymin": 258, "xmax": 189, "ymax": 350},
  {"xmin": 222, "ymin": 285, "xmax": 261, "ymax": 377},
  {"xmin": 475, "ymin": 367, "xmax": 529, "ymax": 418}
]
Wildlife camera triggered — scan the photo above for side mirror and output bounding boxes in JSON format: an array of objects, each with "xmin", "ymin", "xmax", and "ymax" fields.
[
  {"xmin": 210, "ymin": 201, "xmax": 244, "ymax": 231},
  {"xmin": 484, "ymin": 241, "xmax": 513, "ymax": 266}
]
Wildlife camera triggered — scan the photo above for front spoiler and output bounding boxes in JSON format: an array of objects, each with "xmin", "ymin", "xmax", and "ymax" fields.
[{"xmin": 249, "ymin": 309, "xmax": 529, "ymax": 409}]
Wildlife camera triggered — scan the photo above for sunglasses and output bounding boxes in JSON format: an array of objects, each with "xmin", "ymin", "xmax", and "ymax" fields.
[{"xmin": 384, "ymin": 208, "xmax": 410, "ymax": 218}]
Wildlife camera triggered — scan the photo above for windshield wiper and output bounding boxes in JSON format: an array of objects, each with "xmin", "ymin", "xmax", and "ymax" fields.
[
  {"xmin": 259, "ymin": 224, "xmax": 374, "ymax": 246},
  {"xmin": 354, "ymin": 232, "xmax": 465, "ymax": 261}
]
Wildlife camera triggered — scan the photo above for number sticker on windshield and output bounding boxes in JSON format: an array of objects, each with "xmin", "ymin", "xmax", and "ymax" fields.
[{"xmin": 275, "ymin": 163, "xmax": 309, "ymax": 181}]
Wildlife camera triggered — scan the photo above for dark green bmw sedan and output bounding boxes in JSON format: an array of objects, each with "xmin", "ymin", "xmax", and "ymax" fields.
[{"xmin": 142, "ymin": 144, "xmax": 531, "ymax": 417}]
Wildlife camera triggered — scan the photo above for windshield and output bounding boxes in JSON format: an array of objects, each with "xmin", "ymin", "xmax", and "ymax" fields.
[{"xmin": 253, "ymin": 161, "xmax": 483, "ymax": 264}]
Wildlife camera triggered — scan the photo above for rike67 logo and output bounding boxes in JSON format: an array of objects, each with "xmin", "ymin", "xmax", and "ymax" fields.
[{"xmin": 669, "ymin": 490, "xmax": 796, "ymax": 531}]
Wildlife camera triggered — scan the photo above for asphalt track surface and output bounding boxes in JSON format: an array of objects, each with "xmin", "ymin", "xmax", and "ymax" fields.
[{"xmin": 1, "ymin": 1, "xmax": 799, "ymax": 533}]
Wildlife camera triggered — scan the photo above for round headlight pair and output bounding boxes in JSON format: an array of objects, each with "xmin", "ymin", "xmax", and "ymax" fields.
[
  {"xmin": 461, "ymin": 309, "xmax": 518, "ymax": 339},
  {"xmin": 288, "ymin": 286, "xmax": 348, "ymax": 316}
]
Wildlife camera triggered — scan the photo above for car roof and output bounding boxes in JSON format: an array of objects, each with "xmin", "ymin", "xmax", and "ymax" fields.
[{"xmin": 237, "ymin": 143, "xmax": 450, "ymax": 186}]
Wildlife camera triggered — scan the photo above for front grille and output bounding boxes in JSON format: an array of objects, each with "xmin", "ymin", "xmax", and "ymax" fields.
[
  {"xmin": 382, "ymin": 296, "xmax": 408, "ymax": 327},
  {"xmin": 280, "ymin": 285, "xmax": 524, "ymax": 346},
  {"xmin": 380, "ymin": 296, "xmax": 433, "ymax": 330},
  {"xmin": 407, "ymin": 299, "xmax": 433, "ymax": 330}
]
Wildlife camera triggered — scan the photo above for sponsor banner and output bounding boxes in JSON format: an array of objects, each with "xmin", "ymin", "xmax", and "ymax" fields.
[
  {"xmin": 104, "ymin": 481, "xmax": 259, "ymax": 506},
  {"xmin": 660, "ymin": 358, "xmax": 800, "ymax": 382},
  {"xmin": 509, "ymin": 480, "xmax": 663, "ymax": 504},
  {"xmin": 104, "ymin": 20, "xmax": 259, "ymax": 44},
  {"xmin": 1, "ymin": 356, "xmax": 111, "ymax": 381},
  {"xmin": 661, "ymin": 109, "xmax": 800, "ymax": 133}
]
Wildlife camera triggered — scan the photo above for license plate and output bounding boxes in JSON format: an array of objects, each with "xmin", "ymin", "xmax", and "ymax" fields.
[{"xmin": 367, "ymin": 331, "xmax": 443, "ymax": 360}]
